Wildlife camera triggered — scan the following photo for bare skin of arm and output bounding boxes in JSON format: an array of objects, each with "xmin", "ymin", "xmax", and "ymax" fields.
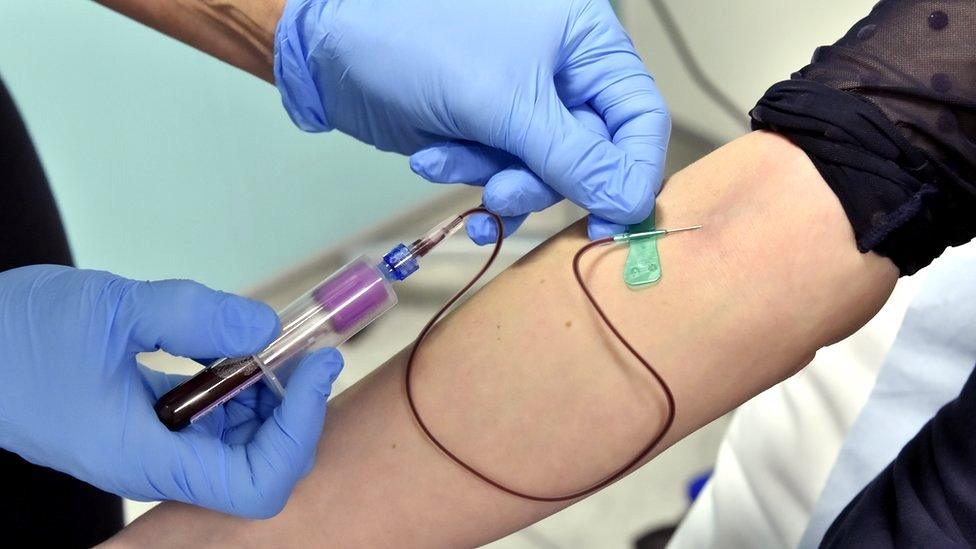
[
  {"xmin": 107, "ymin": 131, "xmax": 898, "ymax": 547},
  {"xmin": 94, "ymin": 0, "xmax": 284, "ymax": 82}
]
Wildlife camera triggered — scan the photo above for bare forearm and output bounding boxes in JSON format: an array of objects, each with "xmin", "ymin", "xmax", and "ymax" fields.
[
  {"xmin": 110, "ymin": 132, "xmax": 899, "ymax": 547},
  {"xmin": 95, "ymin": 0, "xmax": 284, "ymax": 82}
]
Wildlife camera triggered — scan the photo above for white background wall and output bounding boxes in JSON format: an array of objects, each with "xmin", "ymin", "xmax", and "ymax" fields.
[{"xmin": 619, "ymin": 0, "xmax": 878, "ymax": 143}]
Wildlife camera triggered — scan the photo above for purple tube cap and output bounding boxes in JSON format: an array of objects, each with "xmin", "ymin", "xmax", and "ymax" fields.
[{"xmin": 313, "ymin": 261, "xmax": 390, "ymax": 333}]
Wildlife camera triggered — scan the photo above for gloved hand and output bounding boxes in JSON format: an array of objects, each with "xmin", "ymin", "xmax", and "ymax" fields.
[
  {"xmin": 444, "ymin": 106, "xmax": 615, "ymax": 244},
  {"xmin": 0, "ymin": 265, "xmax": 343, "ymax": 519},
  {"xmin": 275, "ymin": 0, "xmax": 670, "ymax": 241}
]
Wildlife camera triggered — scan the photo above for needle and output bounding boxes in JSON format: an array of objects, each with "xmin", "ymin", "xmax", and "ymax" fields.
[{"xmin": 614, "ymin": 224, "xmax": 703, "ymax": 242}]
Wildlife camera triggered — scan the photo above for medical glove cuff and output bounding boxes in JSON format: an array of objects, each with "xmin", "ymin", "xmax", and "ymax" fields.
[{"xmin": 274, "ymin": 0, "xmax": 334, "ymax": 132}]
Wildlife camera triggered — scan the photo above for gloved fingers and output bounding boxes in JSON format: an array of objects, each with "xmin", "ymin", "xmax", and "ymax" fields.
[
  {"xmin": 471, "ymin": 102, "xmax": 609, "ymax": 221},
  {"xmin": 555, "ymin": 0, "xmax": 669, "ymax": 192},
  {"xmin": 219, "ymin": 379, "xmax": 281, "ymax": 436},
  {"xmin": 186, "ymin": 356, "xmax": 271, "ymax": 413},
  {"xmin": 410, "ymin": 102, "xmax": 609, "ymax": 194},
  {"xmin": 569, "ymin": 103, "xmax": 612, "ymax": 139},
  {"xmin": 222, "ymin": 382, "xmax": 266, "ymax": 419},
  {"xmin": 117, "ymin": 279, "xmax": 280, "ymax": 359},
  {"xmin": 569, "ymin": 102, "xmax": 659, "ymax": 239},
  {"xmin": 245, "ymin": 348, "xmax": 344, "ymax": 516},
  {"xmin": 425, "ymin": 102, "xmax": 614, "ymax": 244},
  {"xmin": 138, "ymin": 356, "xmax": 266, "ymax": 440},
  {"xmin": 136, "ymin": 362, "xmax": 190, "ymax": 397},
  {"xmin": 480, "ymin": 103, "xmax": 610, "ymax": 218},
  {"xmin": 583, "ymin": 67, "xmax": 670, "ymax": 166},
  {"xmin": 410, "ymin": 141, "xmax": 515, "ymax": 185},
  {"xmin": 480, "ymin": 165, "xmax": 563, "ymax": 219},
  {"xmin": 570, "ymin": 103, "xmax": 649, "ymax": 236},
  {"xmin": 147, "ymin": 350, "xmax": 341, "ymax": 519},
  {"xmin": 211, "ymin": 378, "xmax": 282, "ymax": 446},
  {"xmin": 480, "ymin": 181, "xmax": 628, "ymax": 241},
  {"xmin": 473, "ymin": 103, "xmax": 624, "ymax": 242},
  {"xmin": 511, "ymin": 89, "xmax": 657, "ymax": 226},
  {"xmin": 588, "ymin": 216, "xmax": 628, "ymax": 240},
  {"xmin": 267, "ymin": 348, "xmax": 342, "ymax": 449},
  {"xmin": 465, "ymin": 213, "xmax": 529, "ymax": 246},
  {"xmin": 556, "ymin": 0, "xmax": 669, "ymax": 134},
  {"xmin": 413, "ymin": 152, "xmax": 542, "ymax": 244}
]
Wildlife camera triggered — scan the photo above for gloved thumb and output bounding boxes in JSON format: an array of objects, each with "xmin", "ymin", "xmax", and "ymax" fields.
[
  {"xmin": 247, "ymin": 348, "xmax": 344, "ymax": 515},
  {"xmin": 117, "ymin": 279, "xmax": 280, "ymax": 359},
  {"xmin": 505, "ymin": 90, "xmax": 659, "ymax": 227}
]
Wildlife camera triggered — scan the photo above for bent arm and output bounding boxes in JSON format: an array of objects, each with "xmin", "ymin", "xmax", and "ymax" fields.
[
  {"xmin": 94, "ymin": 0, "xmax": 283, "ymax": 82},
  {"xmin": 109, "ymin": 131, "xmax": 899, "ymax": 547}
]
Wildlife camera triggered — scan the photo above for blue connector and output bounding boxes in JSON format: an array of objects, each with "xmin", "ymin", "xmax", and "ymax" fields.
[{"xmin": 380, "ymin": 243, "xmax": 420, "ymax": 281}]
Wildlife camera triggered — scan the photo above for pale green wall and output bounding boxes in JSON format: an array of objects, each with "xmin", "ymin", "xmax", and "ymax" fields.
[{"xmin": 0, "ymin": 1, "xmax": 440, "ymax": 291}]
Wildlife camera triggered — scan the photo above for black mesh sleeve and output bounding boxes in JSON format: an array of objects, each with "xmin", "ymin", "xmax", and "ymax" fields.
[{"xmin": 750, "ymin": 0, "xmax": 976, "ymax": 275}]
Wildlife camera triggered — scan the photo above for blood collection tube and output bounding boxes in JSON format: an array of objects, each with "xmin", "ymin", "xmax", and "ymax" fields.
[
  {"xmin": 155, "ymin": 212, "xmax": 465, "ymax": 430},
  {"xmin": 156, "ymin": 251, "xmax": 416, "ymax": 430}
]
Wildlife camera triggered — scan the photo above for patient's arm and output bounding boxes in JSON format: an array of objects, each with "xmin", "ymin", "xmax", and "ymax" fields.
[
  {"xmin": 109, "ymin": 131, "xmax": 898, "ymax": 547},
  {"xmin": 95, "ymin": 0, "xmax": 283, "ymax": 82}
]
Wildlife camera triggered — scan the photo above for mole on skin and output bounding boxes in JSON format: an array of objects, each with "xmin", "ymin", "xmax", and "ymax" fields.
[{"xmin": 565, "ymin": 320, "xmax": 572, "ymax": 328}]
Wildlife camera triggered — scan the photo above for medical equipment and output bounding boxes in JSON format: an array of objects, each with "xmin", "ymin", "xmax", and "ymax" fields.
[
  {"xmin": 156, "ymin": 206, "xmax": 701, "ymax": 503},
  {"xmin": 625, "ymin": 214, "xmax": 665, "ymax": 287},
  {"xmin": 619, "ymin": 221, "xmax": 703, "ymax": 287},
  {"xmin": 154, "ymin": 212, "xmax": 467, "ymax": 431},
  {"xmin": 276, "ymin": 0, "xmax": 669, "ymax": 240},
  {"xmin": 404, "ymin": 209, "xmax": 701, "ymax": 502}
]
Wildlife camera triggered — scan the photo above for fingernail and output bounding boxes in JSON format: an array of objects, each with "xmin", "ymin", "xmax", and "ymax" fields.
[
  {"xmin": 485, "ymin": 170, "xmax": 532, "ymax": 217},
  {"xmin": 588, "ymin": 217, "xmax": 626, "ymax": 240},
  {"xmin": 320, "ymin": 349, "xmax": 344, "ymax": 383},
  {"xmin": 615, "ymin": 178, "xmax": 656, "ymax": 225},
  {"xmin": 217, "ymin": 297, "xmax": 279, "ymax": 356},
  {"xmin": 466, "ymin": 215, "xmax": 497, "ymax": 246},
  {"xmin": 482, "ymin": 187, "xmax": 514, "ymax": 216},
  {"xmin": 410, "ymin": 148, "xmax": 445, "ymax": 178},
  {"xmin": 327, "ymin": 365, "xmax": 342, "ymax": 384}
]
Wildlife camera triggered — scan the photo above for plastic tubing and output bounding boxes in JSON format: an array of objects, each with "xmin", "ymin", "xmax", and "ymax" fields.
[{"xmin": 405, "ymin": 208, "xmax": 676, "ymax": 502}]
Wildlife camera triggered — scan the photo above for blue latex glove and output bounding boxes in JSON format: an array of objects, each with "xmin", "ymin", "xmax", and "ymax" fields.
[
  {"xmin": 458, "ymin": 105, "xmax": 613, "ymax": 243},
  {"xmin": 275, "ymin": 0, "xmax": 670, "ymax": 241},
  {"xmin": 0, "ymin": 265, "xmax": 343, "ymax": 519}
]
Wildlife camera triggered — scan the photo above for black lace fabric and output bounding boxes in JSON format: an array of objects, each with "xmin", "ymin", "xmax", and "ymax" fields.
[{"xmin": 750, "ymin": 0, "xmax": 976, "ymax": 275}]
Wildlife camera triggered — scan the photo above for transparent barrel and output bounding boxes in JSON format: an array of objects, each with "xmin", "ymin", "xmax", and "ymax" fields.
[{"xmin": 155, "ymin": 256, "xmax": 397, "ymax": 430}]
